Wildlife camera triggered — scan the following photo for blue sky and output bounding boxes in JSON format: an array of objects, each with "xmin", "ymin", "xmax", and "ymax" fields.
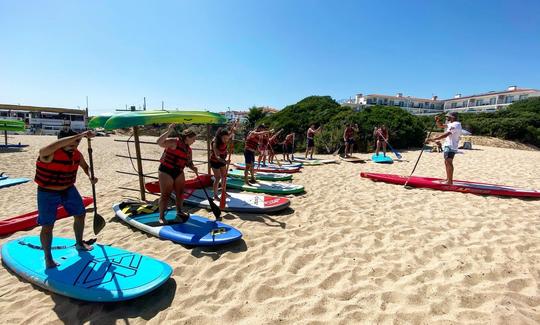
[{"xmin": 1, "ymin": 0, "xmax": 539, "ymax": 114}]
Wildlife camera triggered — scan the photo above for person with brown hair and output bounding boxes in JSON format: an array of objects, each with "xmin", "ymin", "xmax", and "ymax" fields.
[
  {"xmin": 156, "ymin": 124, "xmax": 198, "ymax": 224},
  {"xmin": 210, "ymin": 124, "xmax": 236, "ymax": 201}
]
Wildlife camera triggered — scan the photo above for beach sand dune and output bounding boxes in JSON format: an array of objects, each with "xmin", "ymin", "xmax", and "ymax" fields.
[{"xmin": 1, "ymin": 134, "xmax": 539, "ymax": 324}]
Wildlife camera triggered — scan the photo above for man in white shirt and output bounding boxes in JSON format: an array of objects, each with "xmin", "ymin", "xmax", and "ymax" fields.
[{"xmin": 426, "ymin": 112, "xmax": 462, "ymax": 185}]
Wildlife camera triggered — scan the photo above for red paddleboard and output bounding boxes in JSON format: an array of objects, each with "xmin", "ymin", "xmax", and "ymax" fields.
[
  {"xmin": 0, "ymin": 196, "xmax": 94, "ymax": 236},
  {"xmin": 360, "ymin": 172, "xmax": 540, "ymax": 198},
  {"xmin": 145, "ymin": 177, "xmax": 290, "ymax": 213}
]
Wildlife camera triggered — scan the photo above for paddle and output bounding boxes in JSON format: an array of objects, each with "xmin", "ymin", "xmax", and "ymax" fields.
[
  {"xmin": 193, "ymin": 169, "xmax": 221, "ymax": 220},
  {"xmin": 403, "ymin": 119, "xmax": 437, "ymax": 188},
  {"xmin": 376, "ymin": 130, "xmax": 402, "ymax": 159},
  {"xmin": 86, "ymin": 137, "xmax": 106, "ymax": 235},
  {"xmin": 290, "ymin": 133, "xmax": 295, "ymax": 163}
]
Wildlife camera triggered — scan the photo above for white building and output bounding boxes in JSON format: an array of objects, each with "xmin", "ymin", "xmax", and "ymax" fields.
[
  {"xmin": 343, "ymin": 86, "xmax": 540, "ymax": 115},
  {"xmin": 0, "ymin": 104, "xmax": 87, "ymax": 135},
  {"xmin": 443, "ymin": 86, "xmax": 540, "ymax": 113},
  {"xmin": 342, "ymin": 93, "xmax": 444, "ymax": 115},
  {"xmin": 220, "ymin": 110, "xmax": 248, "ymax": 123}
]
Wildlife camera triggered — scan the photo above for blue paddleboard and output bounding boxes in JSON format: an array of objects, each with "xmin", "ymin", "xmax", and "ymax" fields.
[
  {"xmin": 0, "ymin": 177, "xmax": 30, "ymax": 189},
  {"xmin": 371, "ymin": 153, "xmax": 394, "ymax": 164},
  {"xmin": 113, "ymin": 203, "xmax": 242, "ymax": 246},
  {"xmin": 1, "ymin": 236, "xmax": 172, "ymax": 302}
]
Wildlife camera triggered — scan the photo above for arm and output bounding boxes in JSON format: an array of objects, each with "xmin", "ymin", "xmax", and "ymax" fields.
[
  {"xmin": 187, "ymin": 150, "xmax": 197, "ymax": 173},
  {"xmin": 157, "ymin": 124, "xmax": 178, "ymax": 149},
  {"xmin": 435, "ymin": 116, "xmax": 445, "ymax": 129},
  {"xmin": 79, "ymin": 155, "xmax": 98, "ymax": 184},
  {"xmin": 39, "ymin": 131, "xmax": 91, "ymax": 162},
  {"xmin": 343, "ymin": 129, "xmax": 348, "ymax": 141}
]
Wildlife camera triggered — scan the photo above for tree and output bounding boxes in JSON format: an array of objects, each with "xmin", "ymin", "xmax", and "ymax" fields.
[{"xmin": 245, "ymin": 106, "xmax": 267, "ymax": 129}]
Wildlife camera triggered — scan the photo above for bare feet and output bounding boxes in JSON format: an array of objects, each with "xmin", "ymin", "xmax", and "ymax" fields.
[
  {"xmin": 76, "ymin": 241, "xmax": 94, "ymax": 251},
  {"xmin": 45, "ymin": 259, "xmax": 59, "ymax": 269}
]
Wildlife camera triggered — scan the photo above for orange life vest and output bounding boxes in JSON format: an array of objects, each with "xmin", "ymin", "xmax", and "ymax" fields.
[
  {"xmin": 35, "ymin": 149, "xmax": 81, "ymax": 188},
  {"xmin": 245, "ymin": 132, "xmax": 259, "ymax": 151},
  {"xmin": 160, "ymin": 139, "xmax": 191, "ymax": 170}
]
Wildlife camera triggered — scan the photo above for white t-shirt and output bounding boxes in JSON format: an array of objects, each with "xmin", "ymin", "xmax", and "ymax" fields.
[{"xmin": 444, "ymin": 121, "xmax": 462, "ymax": 151}]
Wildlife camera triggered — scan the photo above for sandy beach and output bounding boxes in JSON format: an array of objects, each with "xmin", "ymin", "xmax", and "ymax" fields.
[{"xmin": 1, "ymin": 133, "xmax": 539, "ymax": 324}]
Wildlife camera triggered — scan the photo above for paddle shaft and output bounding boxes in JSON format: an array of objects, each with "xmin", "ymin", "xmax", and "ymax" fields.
[
  {"xmin": 87, "ymin": 138, "xmax": 105, "ymax": 234},
  {"xmin": 193, "ymin": 169, "xmax": 221, "ymax": 219},
  {"xmin": 404, "ymin": 121, "xmax": 437, "ymax": 187},
  {"xmin": 376, "ymin": 130, "xmax": 402, "ymax": 159}
]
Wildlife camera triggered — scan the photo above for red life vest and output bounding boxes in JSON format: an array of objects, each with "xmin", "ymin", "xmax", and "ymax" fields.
[
  {"xmin": 35, "ymin": 149, "xmax": 81, "ymax": 188},
  {"xmin": 307, "ymin": 129, "xmax": 315, "ymax": 139},
  {"xmin": 269, "ymin": 137, "xmax": 278, "ymax": 146},
  {"xmin": 345, "ymin": 127, "xmax": 354, "ymax": 139},
  {"xmin": 259, "ymin": 136, "xmax": 269, "ymax": 150},
  {"xmin": 160, "ymin": 139, "xmax": 191, "ymax": 170},
  {"xmin": 210, "ymin": 140, "xmax": 228, "ymax": 162},
  {"xmin": 245, "ymin": 132, "xmax": 259, "ymax": 151},
  {"xmin": 284, "ymin": 135, "xmax": 293, "ymax": 145}
]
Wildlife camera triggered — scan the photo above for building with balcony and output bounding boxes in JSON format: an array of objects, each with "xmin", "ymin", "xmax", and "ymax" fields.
[
  {"xmin": 443, "ymin": 86, "xmax": 540, "ymax": 113},
  {"xmin": 0, "ymin": 104, "xmax": 87, "ymax": 135},
  {"xmin": 343, "ymin": 86, "xmax": 540, "ymax": 115},
  {"xmin": 342, "ymin": 93, "xmax": 444, "ymax": 115}
]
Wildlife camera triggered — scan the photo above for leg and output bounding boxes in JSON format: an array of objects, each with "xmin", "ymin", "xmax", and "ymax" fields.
[
  {"xmin": 40, "ymin": 225, "xmax": 58, "ymax": 268},
  {"xmin": 73, "ymin": 213, "xmax": 93, "ymax": 250},
  {"xmin": 212, "ymin": 167, "xmax": 221, "ymax": 200},
  {"xmin": 219, "ymin": 166, "xmax": 228, "ymax": 200},
  {"xmin": 383, "ymin": 142, "xmax": 387, "ymax": 156},
  {"xmin": 445, "ymin": 158, "xmax": 454, "ymax": 185},
  {"xmin": 173, "ymin": 172, "xmax": 186, "ymax": 214},
  {"xmin": 376, "ymin": 140, "xmax": 380, "ymax": 155},
  {"xmin": 158, "ymin": 171, "xmax": 174, "ymax": 223}
]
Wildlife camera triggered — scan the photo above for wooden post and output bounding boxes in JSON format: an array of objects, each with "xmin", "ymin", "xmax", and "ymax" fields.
[
  {"xmin": 4, "ymin": 130, "xmax": 7, "ymax": 145},
  {"xmin": 206, "ymin": 124, "xmax": 211, "ymax": 175},
  {"xmin": 133, "ymin": 126, "xmax": 146, "ymax": 201}
]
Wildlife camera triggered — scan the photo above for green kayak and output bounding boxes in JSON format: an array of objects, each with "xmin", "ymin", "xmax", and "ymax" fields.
[
  {"xmin": 227, "ymin": 169, "xmax": 293, "ymax": 181},
  {"xmin": 88, "ymin": 110, "xmax": 227, "ymax": 130},
  {"xmin": 0, "ymin": 119, "xmax": 25, "ymax": 132},
  {"xmin": 225, "ymin": 177, "xmax": 304, "ymax": 195}
]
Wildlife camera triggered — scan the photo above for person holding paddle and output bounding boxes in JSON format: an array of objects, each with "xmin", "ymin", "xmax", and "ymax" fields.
[
  {"xmin": 282, "ymin": 132, "xmax": 295, "ymax": 163},
  {"xmin": 257, "ymin": 133, "xmax": 270, "ymax": 167},
  {"xmin": 304, "ymin": 124, "xmax": 322, "ymax": 159},
  {"xmin": 267, "ymin": 129, "xmax": 282, "ymax": 164},
  {"xmin": 343, "ymin": 123, "xmax": 359, "ymax": 158},
  {"xmin": 157, "ymin": 125, "xmax": 198, "ymax": 224},
  {"xmin": 244, "ymin": 124, "xmax": 272, "ymax": 185},
  {"xmin": 210, "ymin": 124, "xmax": 236, "ymax": 201},
  {"xmin": 35, "ymin": 129, "xmax": 98, "ymax": 268},
  {"xmin": 374, "ymin": 124, "xmax": 389, "ymax": 157},
  {"xmin": 426, "ymin": 112, "xmax": 462, "ymax": 185}
]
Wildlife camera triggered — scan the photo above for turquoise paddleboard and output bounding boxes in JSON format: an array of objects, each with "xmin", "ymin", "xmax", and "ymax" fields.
[
  {"xmin": 0, "ymin": 177, "xmax": 30, "ymax": 189},
  {"xmin": 372, "ymin": 153, "xmax": 394, "ymax": 164},
  {"xmin": 1, "ymin": 236, "xmax": 172, "ymax": 302},
  {"xmin": 227, "ymin": 169, "xmax": 293, "ymax": 181}
]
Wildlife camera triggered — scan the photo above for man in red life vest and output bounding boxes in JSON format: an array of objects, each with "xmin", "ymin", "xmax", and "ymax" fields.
[
  {"xmin": 244, "ymin": 125, "xmax": 272, "ymax": 184},
  {"xmin": 35, "ymin": 129, "xmax": 98, "ymax": 268},
  {"xmin": 343, "ymin": 123, "xmax": 359, "ymax": 157}
]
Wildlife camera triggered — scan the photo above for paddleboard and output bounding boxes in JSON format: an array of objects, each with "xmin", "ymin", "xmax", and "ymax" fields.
[
  {"xmin": 113, "ymin": 202, "xmax": 242, "ymax": 246},
  {"xmin": 233, "ymin": 163, "xmax": 300, "ymax": 174},
  {"xmin": 0, "ymin": 197, "xmax": 94, "ymax": 236},
  {"xmin": 227, "ymin": 169, "xmax": 293, "ymax": 181},
  {"xmin": 0, "ymin": 144, "xmax": 29, "ymax": 149},
  {"xmin": 0, "ymin": 177, "xmax": 30, "ymax": 189},
  {"xmin": 371, "ymin": 153, "xmax": 394, "ymax": 164},
  {"xmin": 339, "ymin": 156, "xmax": 365, "ymax": 163},
  {"xmin": 224, "ymin": 177, "xmax": 305, "ymax": 195},
  {"xmin": 293, "ymin": 157, "xmax": 338, "ymax": 164},
  {"xmin": 1, "ymin": 236, "xmax": 172, "ymax": 302},
  {"xmin": 93, "ymin": 110, "xmax": 227, "ymax": 130},
  {"xmin": 360, "ymin": 172, "xmax": 540, "ymax": 198},
  {"xmin": 145, "ymin": 181, "xmax": 291, "ymax": 213}
]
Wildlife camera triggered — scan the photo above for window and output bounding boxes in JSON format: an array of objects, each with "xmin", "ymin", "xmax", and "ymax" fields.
[
  {"xmin": 505, "ymin": 96, "xmax": 514, "ymax": 103},
  {"xmin": 519, "ymin": 94, "xmax": 528, "ymax": 100},
  {"xmin": 451, "ymin": 103, "xmax": 457, "ymax": 108},
  {"xmin": 476, "ymin": 99, "xmax": 483, "ymax": 106},
  {"xmin": 463, "ymin": 101, "xmax": 467, "ymax": 107},
  {"xmin": 389, "ymin": 100, "xmax": 394, "ymax": 106},
  {"xmin": 399, "ymin": 101, "xmax": 404, "ymax": 107},
  {"xmin": 419, "ymin": 103, "xmax": 424, "ymax": 108},
  {"xmin": 490, "ymin": 97, "xmax": 496, "ymax": 105},
  {"xmin": 378, "ymin": 100, "xmax": 383, "ymax": 105}
]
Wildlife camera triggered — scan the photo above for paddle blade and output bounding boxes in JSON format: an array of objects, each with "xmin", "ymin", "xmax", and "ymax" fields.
[
  {"xmin": 209, "ymin": 199, "xmax": 222, "ymax": 220},
  {"xmin": 93, "ymin": 213, "xmax": 106, "ymax": 235}
]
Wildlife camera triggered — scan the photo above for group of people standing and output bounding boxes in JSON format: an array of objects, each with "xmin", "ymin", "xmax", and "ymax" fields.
[{"xmin": 33, "ymin": 113, "xmax": 461, "ymax": 269}]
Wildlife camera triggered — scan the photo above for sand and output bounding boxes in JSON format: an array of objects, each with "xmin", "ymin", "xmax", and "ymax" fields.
[{"xmin": 1, "ymin": 134, "xmax": 539, "ymax": 324}]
